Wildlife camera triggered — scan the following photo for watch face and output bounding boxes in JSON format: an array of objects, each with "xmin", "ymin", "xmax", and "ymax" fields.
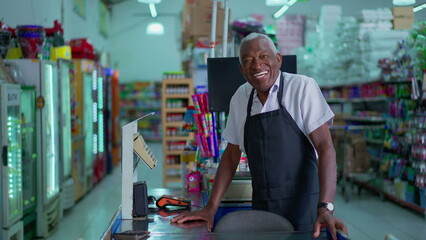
[{"xmin": 319, "ymin": 202, "xmax": 334, "ymax": 211}]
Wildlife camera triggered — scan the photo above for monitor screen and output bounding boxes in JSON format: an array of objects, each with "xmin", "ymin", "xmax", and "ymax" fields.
[{"xmin": 207, "ymin": 55, "xmax": 297, "ymax": 113}]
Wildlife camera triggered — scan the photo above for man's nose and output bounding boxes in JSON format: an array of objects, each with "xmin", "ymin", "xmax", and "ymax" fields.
[{"xmin": 251, "ymin": 58, "xmax": 263, "ymax": 69}]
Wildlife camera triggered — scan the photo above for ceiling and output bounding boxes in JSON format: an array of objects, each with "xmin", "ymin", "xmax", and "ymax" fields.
[{"xmin": 107, "ymin": 0, "xmax": 426, "ymax": 24}]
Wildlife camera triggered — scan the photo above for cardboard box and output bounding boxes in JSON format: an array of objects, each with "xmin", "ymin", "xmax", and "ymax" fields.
[
  {"xmin": 191, "ymin": 4, "xmax": 225, "ymax": 37},
  {"xmin": 392, "ymin": 6, "xmax": 414, "ymax": 30},
  {"xmin": 182, "ymin": 0, "xmax": 229, "ymax": 38}
]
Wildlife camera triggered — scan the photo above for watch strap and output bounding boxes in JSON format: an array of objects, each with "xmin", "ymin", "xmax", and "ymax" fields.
[{"xmin": 317, "ymin": 202, "xmax": 334, "ymax": 211}]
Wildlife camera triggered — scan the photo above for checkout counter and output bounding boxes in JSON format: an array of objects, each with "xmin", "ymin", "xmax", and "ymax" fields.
[
  {"xmin": 106, "ymin": 116, "xmax": 330, "ymax": 239},
  {"xmin": 100, "ymin": 187, "xmax": 330, "ymax": 240}
]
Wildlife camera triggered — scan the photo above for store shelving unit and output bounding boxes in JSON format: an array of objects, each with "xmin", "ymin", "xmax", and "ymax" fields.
[
  {"xmin": 161, "ymin": 78, "xmax": 194, "ymax": 187},
  {"xmin": 323, "ymin": 79, "xmax": 426, "ymax": 215},
  {"xmin": 120, "ymin": 82, "xmax": 161, "ymax": 142}
]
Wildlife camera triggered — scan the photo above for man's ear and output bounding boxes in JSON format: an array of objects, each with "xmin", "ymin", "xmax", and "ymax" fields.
[
  {"xmin": 276, "ymin": 53, "xmax": 282, "ymax": 66},
  {"xmin": 239, "ymin": 64, "xmax": 243, "ymax": 74}
]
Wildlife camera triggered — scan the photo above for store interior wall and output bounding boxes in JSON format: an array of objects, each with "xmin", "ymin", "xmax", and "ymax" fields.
[
  {"xmin": 109, "ymin": 0, "xmax": 185, "ymax": 83},
  {"xmin": 0, "ymin": 0, "xmax": 425, "ymax": 83}
]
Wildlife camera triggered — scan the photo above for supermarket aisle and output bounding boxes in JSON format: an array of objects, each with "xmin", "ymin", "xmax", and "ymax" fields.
[
  {"xmin": 334, "ymin": 189, "xmax": 426, "ymax": 240},
  {"xmin": 46, "ymin": 143, "xmax": 426, "ymax": 240},
  {"xmin": 46, "ymin": 142, "xmax": 164, "ymax": 240}
]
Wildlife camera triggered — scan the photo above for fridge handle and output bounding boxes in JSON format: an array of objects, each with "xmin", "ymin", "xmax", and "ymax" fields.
[{"xmin": 2, "ymin": 146, "xmax": 7, "ymax": 166}]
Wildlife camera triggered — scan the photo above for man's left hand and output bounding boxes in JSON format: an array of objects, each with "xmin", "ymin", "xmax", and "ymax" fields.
[{"xmin": 313, "ymin": 209, "xmax": 348, "ymax": 240}]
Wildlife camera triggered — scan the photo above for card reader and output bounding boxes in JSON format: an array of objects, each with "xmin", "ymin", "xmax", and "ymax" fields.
[{"xmin": 156, "ymin": 195, "xmax": 191, "ymax": 209}]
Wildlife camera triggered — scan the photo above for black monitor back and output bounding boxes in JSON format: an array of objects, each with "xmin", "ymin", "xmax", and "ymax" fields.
[{"xmin": 207, "ymin": 55, "xmax": 297, "ymax": 113}]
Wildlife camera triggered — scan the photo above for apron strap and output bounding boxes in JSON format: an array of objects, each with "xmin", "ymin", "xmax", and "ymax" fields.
[
  {"xmin": 277, "ymin": 73, "xmax": 284, "ymax": 109},
  {"xmin": 247, "ymin": 87, "xmax": 256, "ymax": 117}
]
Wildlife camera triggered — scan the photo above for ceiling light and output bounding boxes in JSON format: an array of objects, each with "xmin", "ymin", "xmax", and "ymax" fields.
[
  {"xmin": 413, "ymin": 3, "xmax": 426, "ymax": 12},
  {"xmin": 273, "ymin": 5, "xmax": 290, "ymax": 18},
  {"xmin": 266, "ymin": 0, "xmax": 288, "ymax": 6},
  {"xmin": 149, "ymin": 3, "xmax": 157, "ymax": 18},
  {"xmin": 146, "ymin": 22, "xmax": 164, "ymax": 35},
  {"xmin": 273, "ymin": 0, "xmax": 297, "ymax": 19},
  {"xmin": 138, "ymin": 0, "xmax": 161, "ymax": 3},
  {"xmin": 392, "ymin": 0, "xmax": 416, "ymax": 5}
]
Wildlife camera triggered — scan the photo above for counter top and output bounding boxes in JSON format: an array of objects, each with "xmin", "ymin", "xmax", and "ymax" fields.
[{"xmin": 102, "ymin": 188, "xmax": 329, "ymax": 240}]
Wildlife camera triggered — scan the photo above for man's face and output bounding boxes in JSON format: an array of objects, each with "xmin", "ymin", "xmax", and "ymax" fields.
[{"xmin": 239, "ymin": 38, "xmax": 282, "ymax": 94}]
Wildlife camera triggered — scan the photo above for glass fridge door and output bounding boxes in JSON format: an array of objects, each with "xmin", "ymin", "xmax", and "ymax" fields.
[
  {"xmin": 42, "ymin": 62, "xmax": 60, "ymax": 202},
  {"xmin": 21, "ymin": 86, "xmax": 37, "ymax": 211},
  {"xmin": 59, "ymin": 61, "xmax": 72, "ymax": 178},
  {"xmin": 1, "ymin": 84, "xmax": 23, "ymax": 227},
  {"xmin": 97, "ymin": 76, "xmax": 105, "ymax": 154},
  {"xmin": 83, "ymin": 73, "xmax": 94, "ymax": 169}
]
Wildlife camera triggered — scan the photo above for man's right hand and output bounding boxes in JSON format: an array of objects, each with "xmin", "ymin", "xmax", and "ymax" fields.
[{"xmin": 170, "ymin": 207, "xmax": 216, "ymax": 232}]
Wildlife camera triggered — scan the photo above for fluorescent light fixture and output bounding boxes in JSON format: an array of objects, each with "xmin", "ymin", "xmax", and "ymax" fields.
[
  {"xmin": 273, "ymin": 5, "xmax": 290, "ymax": 18},
  {"xmin": 392, "ymin": 0, "xmax": 416, "ymax": 5},
  {"xmin": 273, "ymin": 0, "xmax": 297, "ymax": 19},
  {"xmin": 149, "ymin": 3, "xmax": 157, "ymax": 18},
  {"xmin": 138, "ymin": 0, "xmax": 161, "ymax": 3},
  {"xmin": 413, "ymin": 3, "xmax": 426, "ymax": 12},
  {"xmin": 266, "ymin": 0, "xmax": 288, "ymax": 6},
  {"xmin": 146, "ymin": 22, "xmax": 164, "ymax": 35},
  {"xmin": 287, "ymin": 0, "xmax": 297, "ymax": 5}
]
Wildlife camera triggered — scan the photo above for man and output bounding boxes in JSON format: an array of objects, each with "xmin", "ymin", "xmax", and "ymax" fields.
[{"xmin": 172, "ymin": 33, "xmax": 347, "ymax": 239}]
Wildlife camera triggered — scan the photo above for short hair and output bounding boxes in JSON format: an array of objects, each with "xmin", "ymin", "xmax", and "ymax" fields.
[{"xmin": 239, "ymin": 33, "xmax": 278, "ymax": 64}]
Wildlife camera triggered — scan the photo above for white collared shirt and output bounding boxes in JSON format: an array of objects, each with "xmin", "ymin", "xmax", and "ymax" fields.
[{"xmin": 222, "ymin": 72, "xmax": 334, "ymax": 153}]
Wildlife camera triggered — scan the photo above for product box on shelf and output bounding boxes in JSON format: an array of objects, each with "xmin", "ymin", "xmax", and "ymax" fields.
[
  {"xmin": 392, "ymin": 6, "xmax": 414, "ymax": 30},
  {"xmin": 182, "ymin": 0, "xmax": 229, "ymax": 38}
]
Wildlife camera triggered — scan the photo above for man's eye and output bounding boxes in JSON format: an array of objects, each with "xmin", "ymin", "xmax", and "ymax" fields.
[{"xmin": 261, "ymin": 55, "xmax": 268, "ymax": 59}]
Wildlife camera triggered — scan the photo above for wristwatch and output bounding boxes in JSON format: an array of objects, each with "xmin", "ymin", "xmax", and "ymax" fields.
[{"xmin": 318, "ymin": 202, "xmax": 334, "ymax": 212}]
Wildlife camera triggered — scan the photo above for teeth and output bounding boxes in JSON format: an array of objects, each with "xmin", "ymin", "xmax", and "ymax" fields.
[{"xmin": 253, "ymin": 71, "xmax": 268, "ymax": 77}]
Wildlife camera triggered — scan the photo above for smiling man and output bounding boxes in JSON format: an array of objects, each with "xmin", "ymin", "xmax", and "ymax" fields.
[{"xmin": 172, "ymin": 33, "xmax": 347, "ymax": 240}]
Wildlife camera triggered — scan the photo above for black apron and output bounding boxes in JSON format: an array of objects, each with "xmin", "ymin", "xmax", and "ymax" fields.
[{"xmin": 243, "ymin": 73, "xmax": 319, "ymax": 231}]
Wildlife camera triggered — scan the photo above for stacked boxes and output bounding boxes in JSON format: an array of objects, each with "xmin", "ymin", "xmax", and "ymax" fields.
[
  {"xmin": 392, "ymin": 6, "xmax": 414, "ymax": 30},
  {"xmin": 181, "ymin": 0, "xmax": 230, "ymax": 47},
  {"xmin": 343, "ymin": 134, "xmax": 371, "ymax": 176}
]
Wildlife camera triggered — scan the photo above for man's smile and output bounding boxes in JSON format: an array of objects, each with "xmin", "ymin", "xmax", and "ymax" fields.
[{"xmin": 253, "ymin": 71, "xmax": 268, "ymax": 79}]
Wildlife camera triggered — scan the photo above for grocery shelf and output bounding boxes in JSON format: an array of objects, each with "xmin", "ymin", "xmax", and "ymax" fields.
[
  {"xmin": 319, "ymin": 78, "xmax": 381, "ymax": 88},
  {"xmin": 327, "ymin": 97, "xmax": 390, "ymax": 103},
  {"xmin": 163, "ymin": 122, "xmax": 184, "ymax": 127},
  {"xmin": 165, "ymin": 94, "xmax": 191, "ymax": 99},
  {"xmin": 162, "ymin": 77, "xmax": 194, "ymax": 187},
  {"xmin": 351, "ymin": 179, "xmax": 426, "ymax": 215},
  {"xmin": 163, "ymin": 176, "xmax": 181, "ymax": 183},
  {"xmin": 165, "ymin": 136, "xmax": 192, "ymax": 141},
  {"xmin": 163, "ymin": 164, "xmax": 181, "ymax": 169},
  {"xmin": 165, "ymin": 108, "xmax": 188, "ymax": 113},
  {"xmin": 343, "ymin": 116, "xmax": 386, "ymax": 123}
]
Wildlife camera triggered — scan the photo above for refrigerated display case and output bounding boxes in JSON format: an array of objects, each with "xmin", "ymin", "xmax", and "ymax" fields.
[
  {"xmin": 103, "ymin": 68, "xmax": 121, "ymax": 174},
  {"xmin": 111, "ymin": 70, "xmax": 121, "ymax": 167},
  {"xmin": 104, "ymin": 68, "xmax": 113, "ymax": 174},
  {"xmin": 70, "ymin": 59, "xmax": 95, "ymax": 200},
  {"xmin": 5, "ymin": 59, "xmax": 61, "ymax": 238},
  {"xmin": 93, "ymin": 66, "xmax": 107, "ymax": 184},
  {"xmin": 85, "ymin": 66, "xmax": 96, "ymax": 190},
  {"xmin": 20, "ymin": 86, "xmax": 37, "ymax": 240},
  {"xmin": 0, "ymin": 83, "xmax": 24, "ymax": 240},
  {"xmin": 57, "ymin": 59, "xmax": 74, "ymax": 211}
]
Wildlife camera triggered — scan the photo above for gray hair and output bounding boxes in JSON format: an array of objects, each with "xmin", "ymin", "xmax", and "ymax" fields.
[{"xmin": 239, "ymin": 33, "xmax": 278, "ymax": 64}]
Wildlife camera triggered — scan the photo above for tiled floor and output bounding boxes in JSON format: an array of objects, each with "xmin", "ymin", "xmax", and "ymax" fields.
[{"xmin": 46, "ymin": 143, "xmax": 426, "ymax": 240}]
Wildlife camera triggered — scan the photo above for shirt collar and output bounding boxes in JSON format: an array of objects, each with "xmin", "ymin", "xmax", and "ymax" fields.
[{"xmin": 253, "ymin": 71, "xmax": 282, "ymax": 102}]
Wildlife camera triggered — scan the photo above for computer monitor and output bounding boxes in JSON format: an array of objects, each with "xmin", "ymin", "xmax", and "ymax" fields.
[{"xmin": 207, "ymin": 55, "xmax": 297, "ymax": 113}]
